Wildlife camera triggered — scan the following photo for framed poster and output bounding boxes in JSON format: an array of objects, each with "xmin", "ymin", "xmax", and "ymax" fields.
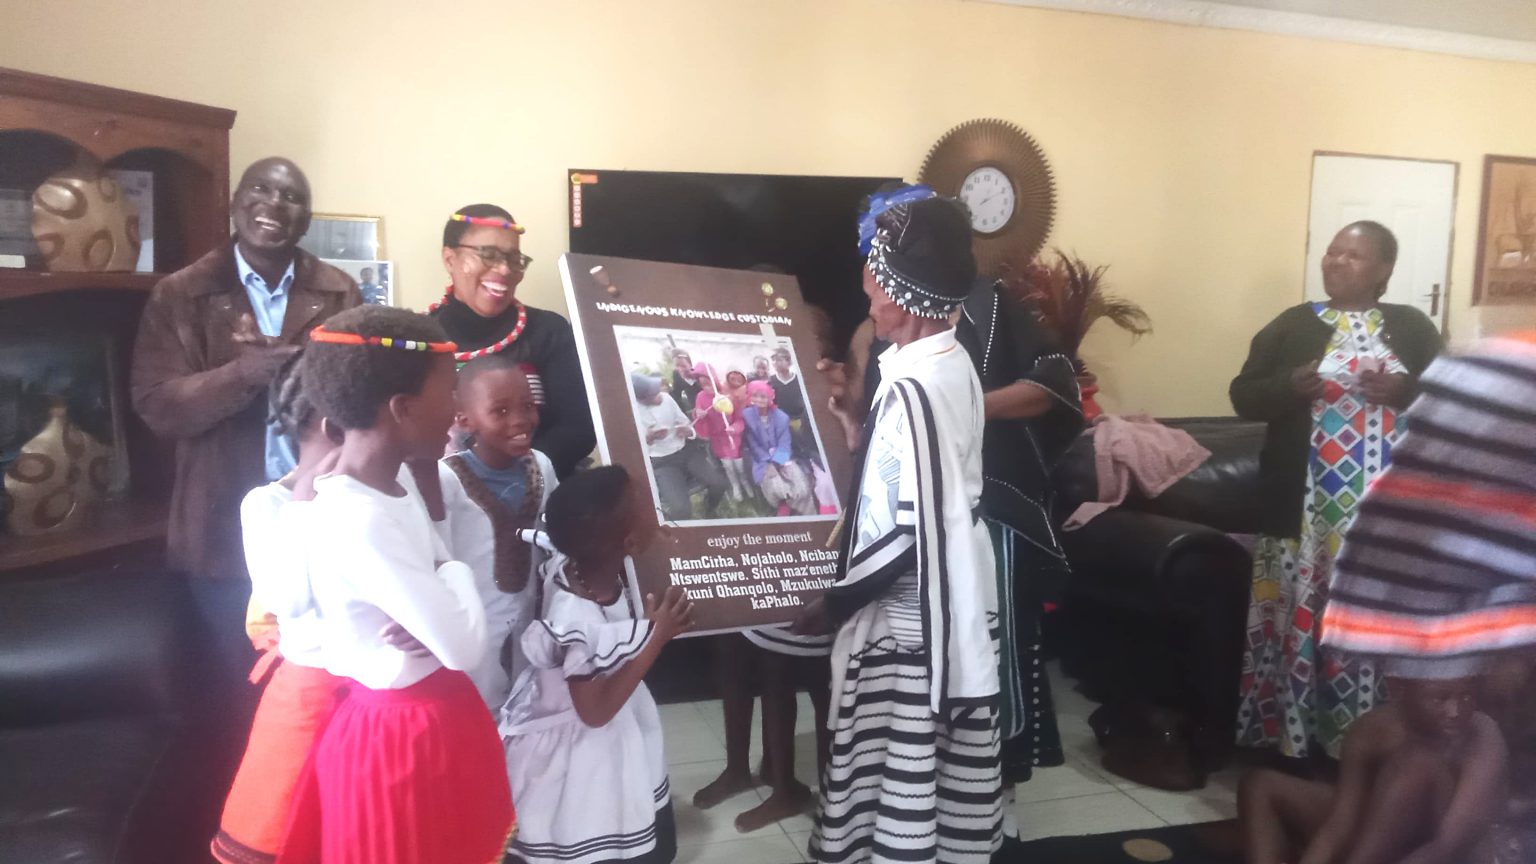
[
  {"xmin": 299, "ymin": 213, "xmax": 383, "ymax": 262},
  {"xmin": 1473, "ymin": 155, "xmax": 1536, "ymax": 305},
  {"xmin": 560, "ymin": 253, "xmax": 852, "ymax": 634}
]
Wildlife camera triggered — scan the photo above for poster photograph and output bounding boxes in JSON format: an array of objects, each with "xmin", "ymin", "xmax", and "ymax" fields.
[
  {"xmin": 616, "ymin": 325, "xmax": 840, "ymax": 525},
  {"xmin": 560, "ymin": 253, "xmax": 853, "ymax": 633},
  {"xmin": 1473, "ymin": 154, "xmax": 1536, "ymax": 305}
]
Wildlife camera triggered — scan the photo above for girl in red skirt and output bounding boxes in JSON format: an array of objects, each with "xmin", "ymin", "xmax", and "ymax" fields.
[{"xmin": 278, "ymin": 306, "xmax": 513, "ymax": 864}]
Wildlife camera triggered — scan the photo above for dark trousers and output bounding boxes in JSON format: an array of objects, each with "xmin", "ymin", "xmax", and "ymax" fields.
[
  {"xmin": 652, "ymin": 441, "xmax": 727, "ymax": 521},
  {"xmin": 187, "ymin": 578, "xmax": 260, "ymax": 795}
]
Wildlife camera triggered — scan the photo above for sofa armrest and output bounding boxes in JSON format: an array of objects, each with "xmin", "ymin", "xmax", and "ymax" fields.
[
  {"xmin": 1061, "ymin": 510, "xmax": 1251, "ymax": 609},
  {"xmin": 0, "ymin": 568, "xmax": 198, "ymax": 727},
  {"xmin": 1059, "ymin": 508, "xmax": 1254, "ymax": 771}
]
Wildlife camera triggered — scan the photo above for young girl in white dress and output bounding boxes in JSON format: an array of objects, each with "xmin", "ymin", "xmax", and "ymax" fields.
[{"xmin": 501, "ymin": 465, "xmax": 695, "ymax": 864}]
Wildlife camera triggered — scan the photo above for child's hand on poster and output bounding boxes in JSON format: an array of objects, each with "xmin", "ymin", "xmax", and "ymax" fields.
[{"xmin": 646, "ymin": 586, "xmax": 696, "ymax": 643}]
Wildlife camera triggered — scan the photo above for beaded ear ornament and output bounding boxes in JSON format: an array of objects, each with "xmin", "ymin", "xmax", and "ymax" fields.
[
  {"xmin": 309, "ymin": 325, "xmax": 459, "ymax": 353},
  {"xmin": 449, "ymin": 213, "xmax": 525, "ymax": 234}
]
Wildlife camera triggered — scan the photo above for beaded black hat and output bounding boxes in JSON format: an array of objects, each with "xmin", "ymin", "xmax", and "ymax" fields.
[{"xmin": 866, "ymin": 196, "xmax": 977, "ymax": 320}]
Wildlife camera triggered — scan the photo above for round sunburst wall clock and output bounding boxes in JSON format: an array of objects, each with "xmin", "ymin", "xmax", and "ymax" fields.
[{"xmin": 918, "ymin": 118, "xmax": 1055, "ymax": 277}]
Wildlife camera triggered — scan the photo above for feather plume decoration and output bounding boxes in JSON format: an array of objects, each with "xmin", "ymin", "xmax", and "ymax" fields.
[{"xmin": 997, "ymin": 248, "xmax": 1150, "ymax": 367}]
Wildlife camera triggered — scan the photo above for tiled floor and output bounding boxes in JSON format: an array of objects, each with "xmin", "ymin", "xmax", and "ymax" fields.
[{"xmin": 660, "ymin": 662, "xmax": 1239, "ymax": 863}]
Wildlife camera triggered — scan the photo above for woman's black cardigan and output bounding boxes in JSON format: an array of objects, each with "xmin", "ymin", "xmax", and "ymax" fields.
[{"xmin": 1229, "ymin": 302, "xmax": 1442, "ymax": 539}]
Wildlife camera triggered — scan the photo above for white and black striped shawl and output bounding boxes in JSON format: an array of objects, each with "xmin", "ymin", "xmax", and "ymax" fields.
[{"xmin": 829, "ymin": 331, "xmax": 998, "ymax": 713}]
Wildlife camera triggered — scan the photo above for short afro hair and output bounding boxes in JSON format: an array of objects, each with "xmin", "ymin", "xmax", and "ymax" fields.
[
  {"xmin": 1343, "ymin": 220, "xmax": 1399, "ymax": 267},
  {"xmin": 543, "ymin": 465, "xmax": 632, "ymax": 558},
  {"xmin": 443, "ymin": 203, "xmax": 517, "ymax": 249},
  {"xmin": 267, "ymin": 351, "xmax": 315, "ymax": 438},
  {"xmin": 301, "ymin": 305, "xmax": 451, "ymax": 431},
  {"xmin": 456, "ymin": 353, "xmax": 529, "ymax": 395}
]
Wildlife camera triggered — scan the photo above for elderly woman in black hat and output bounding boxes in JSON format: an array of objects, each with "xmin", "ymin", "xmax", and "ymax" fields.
[{"xmin": 794, "ymin": 195, "xmax": 1005, "ymax": 863}]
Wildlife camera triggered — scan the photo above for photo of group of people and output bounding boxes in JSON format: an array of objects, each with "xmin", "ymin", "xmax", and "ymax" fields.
[{"xmin": 617, "ymin": 326, "xmax": 840, "ymax": 524}]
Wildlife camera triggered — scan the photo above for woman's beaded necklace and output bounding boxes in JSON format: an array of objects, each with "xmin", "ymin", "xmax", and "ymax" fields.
[{"xmin": 427, "ymin": 287, "xmax": 528, "ymax": 363}]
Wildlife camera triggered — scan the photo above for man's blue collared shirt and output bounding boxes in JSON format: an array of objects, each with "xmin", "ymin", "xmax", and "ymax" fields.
[{"xmin": 234, "ymin": 247, "xmax": 298, "ymax": 481}]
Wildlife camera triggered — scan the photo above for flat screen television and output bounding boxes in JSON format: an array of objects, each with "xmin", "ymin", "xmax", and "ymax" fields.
[{"xmin": 567, "ymin": 169, "xmax": 899, "ymax": 352}]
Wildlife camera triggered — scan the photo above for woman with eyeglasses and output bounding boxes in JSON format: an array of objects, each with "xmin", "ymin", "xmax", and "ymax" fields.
[{"xmin": 428, "ymin": 204, "xmax": 595, "ymax": 478}]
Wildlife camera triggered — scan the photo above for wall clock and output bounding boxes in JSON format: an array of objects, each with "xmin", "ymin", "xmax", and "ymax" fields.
[{"xmin": 918, "ymin": 118, "xmax": 1056, "ymax": 277}]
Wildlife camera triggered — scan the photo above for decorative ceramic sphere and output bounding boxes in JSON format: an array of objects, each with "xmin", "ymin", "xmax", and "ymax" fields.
[
  {"xmin": 31, "ymin": 155, "xmax": 141, "ymax": 272},
  {"xmin": 4, "ymin": 401, "xmax": 112, "ymax": 535}
]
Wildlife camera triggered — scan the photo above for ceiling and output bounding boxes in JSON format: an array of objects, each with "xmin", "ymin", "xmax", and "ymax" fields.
[
  {"xmin": 1209, "ymin": 0, "xmax": 1536, "ymax": 43},
  {"xmin": 978, "ymin": 0, "xmax": 1536, "ymax": 62}
]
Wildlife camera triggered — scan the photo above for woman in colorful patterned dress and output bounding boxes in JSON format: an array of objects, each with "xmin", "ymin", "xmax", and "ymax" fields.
[{"xmin": 1231, "ymin": 221, "xmax": 1441, "ymax": 760}]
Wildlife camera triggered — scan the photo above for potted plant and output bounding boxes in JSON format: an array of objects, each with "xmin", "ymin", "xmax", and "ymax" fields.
[{"xmin": 998, "ymin": 249, "xmax": 1151, "ymax": 420}]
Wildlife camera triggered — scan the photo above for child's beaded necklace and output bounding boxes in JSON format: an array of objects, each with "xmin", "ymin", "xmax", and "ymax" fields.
[{"xmin": 566, "ymin": 559, "xmax": 626, "ymax": 606}]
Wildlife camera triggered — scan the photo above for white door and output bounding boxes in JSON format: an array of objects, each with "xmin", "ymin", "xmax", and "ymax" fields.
[{"xmin": 1305, "ymin": 154, "xmax": 1457, "ymax": 329}]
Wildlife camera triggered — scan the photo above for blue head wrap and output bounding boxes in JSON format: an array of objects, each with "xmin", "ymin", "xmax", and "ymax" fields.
[{"xmin": 857, "ymin": 184, "xmax": 936, "ymax": 256}]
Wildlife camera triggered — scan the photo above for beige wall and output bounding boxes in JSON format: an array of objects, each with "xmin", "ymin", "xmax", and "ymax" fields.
[{"xmin": 5, "ymin": 0, "xmax": 1534, "ymax": 415}]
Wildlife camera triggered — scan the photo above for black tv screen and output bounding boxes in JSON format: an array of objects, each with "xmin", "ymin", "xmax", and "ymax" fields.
[{"xmin": 567, "ymin": 169, "xmax": 898, "ymax": 352}]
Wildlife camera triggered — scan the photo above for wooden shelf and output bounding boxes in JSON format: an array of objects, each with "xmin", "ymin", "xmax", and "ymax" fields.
[
  {"xmin": 0, "ymin": 270, "xmax": 161, "ymax": 301},
  {"xmin": 0, "ymin": 498, "xmax": 168, "ymax": 574}
]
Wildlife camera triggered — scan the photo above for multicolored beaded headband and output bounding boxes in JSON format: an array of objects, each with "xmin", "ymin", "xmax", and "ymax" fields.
[
  {"xmin": 309, "ymin": 325, "xmax": 459, "ymax": 353},
  {"xmin": 449, "ymin": 213, "xmax": 525, "ymax": 234}
]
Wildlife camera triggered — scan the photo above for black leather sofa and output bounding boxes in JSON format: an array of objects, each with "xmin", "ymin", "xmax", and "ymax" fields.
[
  {"xmin": 0, "ymin": 568, "xmax": 226, "ymax": 863},
  {"xmin": 1051, "ymin": 417, "xmax": 1263, "ymax": 786}
]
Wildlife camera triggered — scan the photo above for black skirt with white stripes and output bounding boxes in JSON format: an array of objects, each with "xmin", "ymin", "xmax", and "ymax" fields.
[{"xmin": 809, "ymin": 593, "xmax": 1004, "ymax": 863}]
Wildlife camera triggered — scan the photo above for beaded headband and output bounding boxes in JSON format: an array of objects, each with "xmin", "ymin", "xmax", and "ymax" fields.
[
  {"xmin": 449, "ymin": 213, "xmax": 526, "ymax": 234},
  {"xmin": 867, "ymin": 230, "xmax": 962, "ymax": 320},
  {"xmin": 309, "ymin": 324, "xmax": 459, "ymax": 353}
]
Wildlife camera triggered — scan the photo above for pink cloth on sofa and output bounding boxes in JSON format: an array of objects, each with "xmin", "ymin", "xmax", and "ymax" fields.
[{"xmin": 1064, "ymin": 414, "xmax": 1211, "ymax": 530}]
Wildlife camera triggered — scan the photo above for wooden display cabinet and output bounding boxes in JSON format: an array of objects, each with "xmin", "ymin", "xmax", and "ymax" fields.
[{"xmin": 0, "ymin": 67, "xmax": 235, "ymax": 576}]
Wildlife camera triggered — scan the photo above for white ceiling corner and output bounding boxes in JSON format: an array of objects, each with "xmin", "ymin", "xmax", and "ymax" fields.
[{"xmin": 971, "ymin": 0, "xmax": 1536, "ymax": 63}]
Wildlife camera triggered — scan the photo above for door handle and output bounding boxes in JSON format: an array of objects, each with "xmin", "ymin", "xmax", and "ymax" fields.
[{"xmin": 1423, "ymin": 283, "xmax": 1441, "ymax": 317}]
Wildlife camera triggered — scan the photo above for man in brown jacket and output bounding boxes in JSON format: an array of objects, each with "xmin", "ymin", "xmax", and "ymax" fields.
[{"xmin": 130, "ymin": 157, "xmax": 359, "ymax": 757}]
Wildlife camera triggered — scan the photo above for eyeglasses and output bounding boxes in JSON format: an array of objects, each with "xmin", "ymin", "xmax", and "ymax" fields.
[{"xmin": 455, "ymin": 245, "xmax": 533, "ymax": 272}]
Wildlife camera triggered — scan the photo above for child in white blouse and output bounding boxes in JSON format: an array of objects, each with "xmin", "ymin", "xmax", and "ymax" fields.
[
  {"xmin": 501, "ymin": 465, "xmax": 694, "ymax": 864},
  {"xmin": 213, "ymin": 355, "xmax": 347, "ymax": 864},
  {"xmin": 275, "ymin": 306, "xmax": 513, "ymax": 864}
]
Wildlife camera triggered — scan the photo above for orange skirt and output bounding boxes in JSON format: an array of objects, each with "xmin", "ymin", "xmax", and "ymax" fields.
[{"xmin": 212, "ymin": 658, "xmax": 346, "ymax": 864}]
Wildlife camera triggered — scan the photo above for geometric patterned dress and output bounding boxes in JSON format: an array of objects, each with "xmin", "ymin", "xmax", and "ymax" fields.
[{"xmin": 1235, "ymin": 305, "xmax": 1406, "ymax": 759}]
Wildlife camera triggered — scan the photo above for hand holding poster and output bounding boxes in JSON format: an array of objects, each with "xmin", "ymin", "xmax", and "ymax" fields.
[{"xmin": 559, "ymin": 254, "xmax": 851, "ymax": 633}]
